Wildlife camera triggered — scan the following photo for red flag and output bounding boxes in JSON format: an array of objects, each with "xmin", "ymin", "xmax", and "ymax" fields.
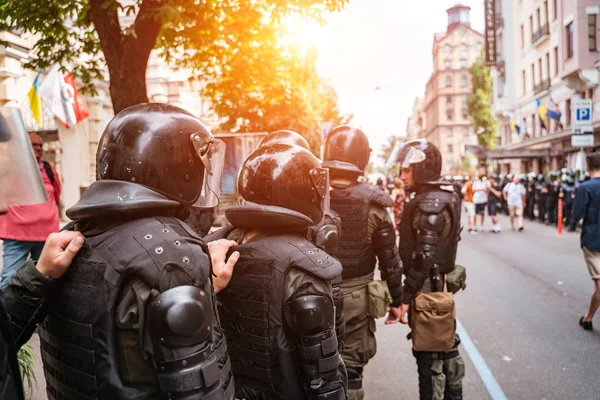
[{"xmin": 63, "ymin": 72, "xmax": 90, "ymax": 123}]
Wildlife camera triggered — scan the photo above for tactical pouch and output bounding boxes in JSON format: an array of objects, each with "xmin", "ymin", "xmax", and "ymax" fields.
[
  {"xmin": 367, "ymin": 280, "xmax": 392, "ymax": 319},
  {"xmin": 408, "ymin": 279, "xmax": 456, "ymax": 352}
]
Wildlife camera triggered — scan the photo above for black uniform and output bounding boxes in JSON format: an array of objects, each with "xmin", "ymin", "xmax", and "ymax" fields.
[
  {"xmin": 396, "ymin": 139, "xmax": 465, "ymax": 400},
  {"xmin": 546, "ymin": 175, "xmax": 560, "ymax": 225},
  {"xmin": 539, "ymin": 177, "xmax": 550, "ymax": 223},
  {"xmin": 323, "ymin": 126, "xmax": 403, "ymax": 400},
  {"xmin": 561, "ymin": 179, "xmax": 576, "ymax": 231},
  {"xmin": 207, "ymin": 143, "xmax": 347, "ymax": 400},
  {"xmin": 39, "ymin": 104, "xmax": 234, "ymax": 400},
  {"xmin": 525, "ymin": 177, "xmax": 537, "ymax": 220}
]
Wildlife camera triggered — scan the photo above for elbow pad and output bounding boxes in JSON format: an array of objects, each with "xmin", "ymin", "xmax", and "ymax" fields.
[
  {"xmin": 373, "ymin": 222, "xmax": 403, "ymax": 306},
  {"xmin": 284, "ymin": 295, "xmax": 345, "ymax": 399}
]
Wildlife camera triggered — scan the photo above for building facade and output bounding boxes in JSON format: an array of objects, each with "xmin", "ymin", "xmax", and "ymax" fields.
[
  {"xmin": 405, "ymin": 97, "xmax": 425, "ymax": 141},
  {"xmin": 421, "ymin": 5, "xmax": 483, "ymax": 173},
  {"xmin": 490, "ymin": 0, "xmax": 600, "ymax": 174},
  {"xmin": 0, "ymin": 30, "xmax": 218, "ymax": 216}
]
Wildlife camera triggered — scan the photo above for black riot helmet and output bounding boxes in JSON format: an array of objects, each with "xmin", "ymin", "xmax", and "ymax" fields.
[
  {"xmin": 238, "ymin": 144, "xmax": 329, "ymax": 224},
  {"xmin": 537, "ymin": 173, "xmax": 545, "ymax": 181},
  {"xmin": 97, "ymin": 103, "xmax": 225, "ymax": 208},
  {"xmin": 259, "ymin": 129, "xmax": 310, "ymax": 151},
  {"xmin": 322, "ymin": 125, "xmax": 370, "ymax": 174},
  {"xmin": 395, "ymin": 139, "xmax": 442, "ymax": 184}
]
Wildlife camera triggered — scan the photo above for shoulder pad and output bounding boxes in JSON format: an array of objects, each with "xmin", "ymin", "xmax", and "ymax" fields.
[
  {"xmin": 417, "ymin": 190, "xmax": 458, "ymax": 214},
  {"xmin": 285, "ymin": 238, "xmax": 342, "ymax": 281},
  {"xmin": 355, "ymin": 183, "xmax": 393, "ymax": 208},
  {"xmin": 203, "ymin": 226, "xmax": 236, "ymax": 242}
]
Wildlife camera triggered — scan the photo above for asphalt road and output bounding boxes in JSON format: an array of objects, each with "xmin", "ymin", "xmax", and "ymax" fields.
[{"xmin": 23, "ymin": 214, "xmax": 600, "ymax": 399}]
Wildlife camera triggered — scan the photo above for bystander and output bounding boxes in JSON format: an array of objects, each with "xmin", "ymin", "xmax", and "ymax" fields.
[
  {"xmin": 462, "ymin": 176, "xmax": 476, "ymax": 233},
  {"xmin": 472, "ymin": 173, "xmax": 490, "ymax": 232},
  {"xmin": 503, "ymin": 175, "xmax": 526, "ymax": 231},
  {"xmin": 0, "ymin": 133, "xmax": 61, "ymax": 288},
  {"xmin": 573, "ymin": 152, "xmax": 600, "ymax": 331}
]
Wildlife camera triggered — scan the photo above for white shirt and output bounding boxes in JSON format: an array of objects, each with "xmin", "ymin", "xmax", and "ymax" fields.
[
  {"xmin": 503, "ymin": 182, "xmax": 526, "ymax": 206},
  {"xmin": 472, "ymin": 179, "xmax": 489, "ymax": 204}
]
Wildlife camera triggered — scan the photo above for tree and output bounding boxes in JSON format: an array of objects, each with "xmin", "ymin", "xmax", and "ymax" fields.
[
  {"xmin": 208, "ymin": 46, "xmax": 351, "ymax": 152},
  {"xmin": 0, "ymin": 0, "xmax": 348, "ymax": 114},
  {"xmin": 379, "ymin": 134, "xmax": 403, "ymax": 164},
  {"xmin": 466, "ymin": 55, "xmax": 497, "ymax": 150}
]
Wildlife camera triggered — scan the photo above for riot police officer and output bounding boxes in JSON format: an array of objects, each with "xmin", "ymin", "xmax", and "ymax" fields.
[
  {"xmin": 39, "ymin": 104, "xmax": 236, "ymax": 399},
  {"xmin": 525, "ymin": 172, "xmax": 537, "ymax": 220},
  {"xmin": 395, "ymin": 139, "xmax": 465, "ymax": 400},
  {"xmin": 206, "ymin": 143, "xmax": 347, "ymax": 400},
  {"xmin": 538, "ymin": 174, "xmax": 549, "ymax": 223},
  {"xmin": 257, "ymin": 129, "xmax": 346, "ymax": 346},
  {"xmin": 546, "ymin": 171, "xmax": 561, "ymax": 225},
  {"xmin": 322, "ymin": 125, "xmax": 404, "ymax": 400},
  {"xmin": 561, "ymin": 174, "xmax": 577, "ymax": 231}
]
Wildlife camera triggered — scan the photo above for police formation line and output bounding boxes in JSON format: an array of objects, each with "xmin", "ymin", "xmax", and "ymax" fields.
[{"xmin": 0, "ymin": 104, "xmax": 467, "ymax": 400}]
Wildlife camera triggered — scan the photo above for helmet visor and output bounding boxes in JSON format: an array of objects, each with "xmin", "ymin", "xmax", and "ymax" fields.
[
  {"xmin": 0, "ymin": 107, "xmax": 47, "ymax": 210},
  {"xmin": 191, "ymin": 134, "xmax": 226, "ymax": 208},
  {"xmin": 396, "ymin": 145, "xmax": 426, "ymax": 168}
]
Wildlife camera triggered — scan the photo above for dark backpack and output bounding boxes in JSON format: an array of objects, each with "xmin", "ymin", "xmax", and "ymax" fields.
[{"xmin": 42, "ymin": 161, "xmax": 59, "ymax": 205}]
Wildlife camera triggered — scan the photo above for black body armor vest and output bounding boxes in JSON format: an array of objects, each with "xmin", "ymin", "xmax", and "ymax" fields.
[
  {"xmin": 206, "ymin": 229, "xmax": 342, "ymax": 400},
  {"xmin": 39, "ymin": 216, "xmax": 233, "ymax": 400},
  {"xmin": 330, "ymin": 183, "xmax": 393, "ymax": 279},
  {"xmin": 399, "ymin": 185, "xmax": 462, "ymax": 275}
]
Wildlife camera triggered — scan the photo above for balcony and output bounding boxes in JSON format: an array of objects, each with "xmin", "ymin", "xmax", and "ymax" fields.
[
  {"xmin": 495, "ymin": 16, "xmax": 504, "ymax": 29},
  {"xmin": 534, "ymin": 78, "xmax": 551, "ymax": 95},
  {"xmin": 531, "ymin": 23, "xmax": 550, "ymax": 46}
]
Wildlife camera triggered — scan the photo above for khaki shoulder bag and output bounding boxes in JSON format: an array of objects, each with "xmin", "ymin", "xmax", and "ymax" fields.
[{"xmin": 408, "ymin": 278, "xmax": 456, "ymax": 352}]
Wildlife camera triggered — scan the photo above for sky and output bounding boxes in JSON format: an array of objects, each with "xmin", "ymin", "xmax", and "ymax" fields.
[{"xmin": 300, "ymin": 0, "xmax": 484, "ymax": 163}]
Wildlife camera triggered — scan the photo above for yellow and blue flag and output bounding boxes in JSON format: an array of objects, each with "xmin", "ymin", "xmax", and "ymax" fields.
[
  {"xmin": 505, "ymin": 115, "xmax": 521, "ymax": 134},
  {"xmin": 27, "ymin": 71, "xmax": 43, "ymax": 128},
  {"xmin": 536, "ymin": 99, "xmax": 548, "ymax": 130}
]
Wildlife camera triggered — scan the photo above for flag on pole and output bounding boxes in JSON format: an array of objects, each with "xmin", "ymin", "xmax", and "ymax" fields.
[
  {"xmin": 27, "ymin": 71, "xmax": 43, "ymax": 128},
  {"xmin": 63, "ymin": 72, "xmax": 90, "ymax": 123},
  {"xmin": 546, "ymin": 97, "xmax": 562, "ymax": 122},
  {"xmin": 39, "ymin": 65, "xmax": 77, "ymax": 128},
  {"xmin": 505, "ymin": 115, "xmax": 521, "ymax": 134},
  {"xmin": 536, "ymin": 99, "xmax": 548, "ymax": 130}
]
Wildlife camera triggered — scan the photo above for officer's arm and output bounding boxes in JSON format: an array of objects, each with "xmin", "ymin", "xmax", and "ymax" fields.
[
  {"xmin": 0, "ymin": 260, "xmax": 59, "ymax": 348},
  {"xmin": 146, "ymin": 280, "xmax": 225, "ymax": 398},
  {"xmin": 401, "ymin": 210, "xmax": 446, "ymax": 305},
  {"xmin": 371, "ymin": 209, "xmax": 403, "ymax": 307},
  {"xmin": 283, "ymin": 274, "xmax": 346, "ymax": 400}
]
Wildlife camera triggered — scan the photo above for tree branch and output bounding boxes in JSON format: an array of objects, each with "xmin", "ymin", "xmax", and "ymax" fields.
[
  {"xmin": 87, "ymin": 0, "xmax": 123, "ymax": 69},
  {"xmin": 124, "ymin": 0, "xmax": 163, "ymax": 68}
]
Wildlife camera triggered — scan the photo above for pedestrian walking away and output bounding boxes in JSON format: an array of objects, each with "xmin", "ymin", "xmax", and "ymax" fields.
[
  {"xmin": 395, "ymin": 139, "xmax": 467, "ymax": 400},
  {"xmin": 573, "ymin": 152, "xmax": 600, "ymax": 332}
]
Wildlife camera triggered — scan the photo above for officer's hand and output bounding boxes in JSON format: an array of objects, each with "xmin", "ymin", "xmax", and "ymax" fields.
[
  {"xmin": 36, "ymin": 231, "xmax": 85, "ymax": 279},
  {"xmin": 385, "ymin": 306, "xmax": 403, "ymax": 325},
  {"xmin": 207, "ymin": 239, "xmax": 240, "ymax": 294}
]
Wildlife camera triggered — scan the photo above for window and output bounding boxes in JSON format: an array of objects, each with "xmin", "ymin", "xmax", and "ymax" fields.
[
  {"xmin": 546, "ymin": 52, "xmax": 550, "ymax": 80},
  {"xmin": 444, "ymin": 59, "xmax": 451, "ymax": 69},
  {"xmin": 462, "ymin": 94, "xmax": 468, "ymax": 103},
  {"xmin": 536, "ymin": 8, "xmax": 541, "ymax": 30},
  {"xmin": 475, "ymin": 42, "xmax": 482, "ymax": 52},
  {"xmin": 460, "ymin": 43, "xmax": 467, "ymax": 52},
  {"xmin": 460, "ymin": 75, "xmax": 468, "ymax": 87},
  {"xmin": 529, "ymin": 16, "xmax": 533, "ymax": 42},
  {"xmin": 444, "ymin": 44, "xmax": 451, "ymax": 52},
  {"xmin": 446, "ymin": 95, "xmax": 452, "ymax": 104},
  {"xmin": 522, "ymin": 69, "xmax": 526, "ymax": 94},
  {"xmin": 566, "ymin": 99, "xmax": 571, "ymax": 126},
  {"xmin": 445, "ymin": 76, "xmax": 452, "ymax": 87},
  {"xmin": 538, "ymin": 58, "xmax": 543, "ymax": 81},
  {"xmin": 448, "ymin": 144, "xmax": 454, "ymax": 154},
  {"xmin": 520, "ymin": 24, "xmax": 525, "ymax": 48},
  {"xmin": 447, "ymin": 128, "xmax": 453, "ymax": 137},
  {"xmin": 446, "ymin": 110, "xmax": 453, "ymax": 120},
  {"xmin": 589, "ymin": 14, "xmax": 598, "ymax": 52},
  {"xmin": 566, "ymin": 22, "xmax": 574, "ymax": 58},
  {"xmin": 553, "ymin": 46, "xmax": 558, "ymax": 76},
  {"xmin": 462, "ymin": 109, "xmax": 468, "ymax": 119},
  {"xmin": 543, "ymin": 1, "xmax": 548, "ymax": 25},
  {"xmin": 552, "ymin": 0, "xmax": 557, "ymax": 21},
  {"xmin": 460, "ymin": 58, "xmax": 467, "ymax": 68},
  {"xmin": 463, "ymin": 128, "xmax": 469, "ymax": 137},
  {"xmin": 531, "ymin": 63, "xmax": 535, "ymax": 88}
]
